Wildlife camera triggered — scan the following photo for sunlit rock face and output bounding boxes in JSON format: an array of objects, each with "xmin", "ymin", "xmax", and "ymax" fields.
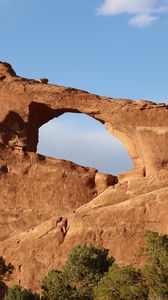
[
  {"xmin": 0, "ymin": 62, "xmax": 168, "ymax": 292},
  {"xmin": 0, "ymin": 62, "xmax": 168, "ymax": 177},
  {"xmin": 0, "ymin": 63, "xmax": 168, "ymax": 176}
]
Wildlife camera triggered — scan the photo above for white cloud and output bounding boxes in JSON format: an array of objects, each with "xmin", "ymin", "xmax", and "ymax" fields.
[
  {"xmin": 97, "ymin": 0, "xmax": 168, "ymax": 27},
  {"xmin": 129, "ymin": 13, "xmax": 158, "ymax": 27}
]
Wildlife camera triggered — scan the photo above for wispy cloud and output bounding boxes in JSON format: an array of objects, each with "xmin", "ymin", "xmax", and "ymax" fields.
[{"xmin": 97, "ymin": 0, "xmax": 168, "ymax": 27}]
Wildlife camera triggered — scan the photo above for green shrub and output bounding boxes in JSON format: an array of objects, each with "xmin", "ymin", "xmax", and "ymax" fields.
[
  {"xmin": 4, "ymin": 285, "xmax": 40, "ymax": 300},
  {"xmin": 41, "ymin": 270, "xmax": 79, "ymax": 300},
  {"xmin": 94, "ymin": 263, "xmax": 148, "ymax": 300},
  {"xmin": 64, "ymin": 244, "xmax": 114, "ymax": 286},
  {"xmin": 0, "ymin": 256, "xmax": 13, "ymax": 299},
  {"xmin": 42, "ymin": 244, "xmax": 113, "ymax": 300},
  {"xmin": 142, "ymin": 231, "xmax": 168, "ymax": 300},
  {"xmin": 63, "ymin": 244, "xmax": 114, "ymax": 298},
  {"xmin": 0, "ymin": 257, "xmax": 13, "ymax": 281}
]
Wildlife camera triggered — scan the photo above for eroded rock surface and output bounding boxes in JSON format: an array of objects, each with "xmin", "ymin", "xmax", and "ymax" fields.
[
  {"xmin": 1, "ymin": 177, "xmax": 168, "ymax": 291},
  {"xmin": 0, "ymin": 148, "xmax": 119, "ymax": 241},
  {"xmin": 0, "ymin": 62, "xmax": 168, "ymax": 292}
]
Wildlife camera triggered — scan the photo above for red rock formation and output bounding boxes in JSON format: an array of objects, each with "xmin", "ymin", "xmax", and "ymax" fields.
[
  {"xmin": 0, "ymin": 62, "xmax": 168, "ymax": 291},
  {"xmin": 0, "ymin": 62, "xmax": 167, "ymax": 177}
]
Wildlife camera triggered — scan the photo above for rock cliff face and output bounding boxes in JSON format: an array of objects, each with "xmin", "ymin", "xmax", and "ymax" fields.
[
  {"xmin": 0, "ymin": 62, "xmax": 168, "ymax": 177},
  {"xmin": 0, "ymin": 62, "xmax": 168, "ymax": 291}
]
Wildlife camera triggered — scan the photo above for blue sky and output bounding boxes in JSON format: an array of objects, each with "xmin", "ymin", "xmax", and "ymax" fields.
[{"xmin": 1, "ymin": 0, "xmax": 168, "ymax": 174}]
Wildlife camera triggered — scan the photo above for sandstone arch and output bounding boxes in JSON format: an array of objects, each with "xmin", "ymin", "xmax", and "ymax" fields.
[
  {"xmin": 0, "ymin": 62, "xmax": 168, "ymax": 177},
  {"xmin": 26, "ymin": 102, "xmax": 140, "ymax": 176}
]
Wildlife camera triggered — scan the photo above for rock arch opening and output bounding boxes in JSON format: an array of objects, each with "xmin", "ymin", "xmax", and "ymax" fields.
[{"xmin": 37, "ymin": 113, "xmax": 133, "ymax": 175}]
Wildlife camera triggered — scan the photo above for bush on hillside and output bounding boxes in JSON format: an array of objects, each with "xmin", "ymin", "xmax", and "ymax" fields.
[
  {"xmin": 42, "ymin": 244, "xmax": 114, "ymax": 300},
  {"xmin": 64, "ymin": 244, "xmax": 114, "ymax": 287},
  {"xmin": 41, "ymin": 270, "xmax": 79, "ymax": 300},
  {"xmin": 94, "ymin": 263, "xmax": 148, "ymax": 300},
  {"xmin": 4, "ymin": 285, "xmax": 40, "ymax": 300},
  {"xmin": 142, "ymin": 231, "xmax": 168, "ymax": 300},
  {"xmin": 0, "ymin": 257, "xmax": 13, "ymax": 281},
  {"xmin": 0, "ymin": 256, "xmax": 13, "ymax": 299}
]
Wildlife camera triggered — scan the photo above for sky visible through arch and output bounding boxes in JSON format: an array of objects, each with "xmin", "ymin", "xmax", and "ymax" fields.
[
  {"xmin": 0, "ymin": 1, "xmax": 167, "ymax": 173},
  {"xmin": 37, "ymin": 113, "xmax": 133, "ymax": 175}
]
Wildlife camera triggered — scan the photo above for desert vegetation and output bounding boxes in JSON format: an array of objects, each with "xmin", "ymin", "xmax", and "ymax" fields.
[{"xmin": 1, "ymin": 231, "xmax": 168, "ymax": 300}]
